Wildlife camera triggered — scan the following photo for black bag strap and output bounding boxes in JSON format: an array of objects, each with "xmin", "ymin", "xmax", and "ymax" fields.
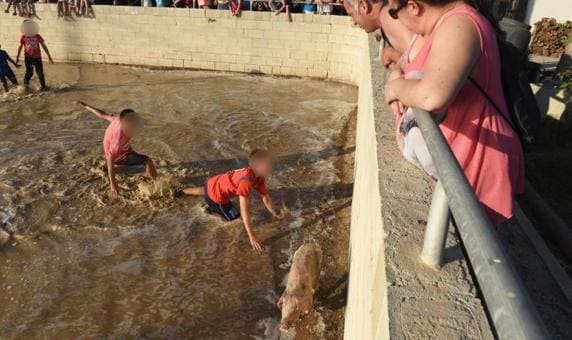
[{"xmin": 468, "ymin": 76, "xmax": 515, "ymax": 130}]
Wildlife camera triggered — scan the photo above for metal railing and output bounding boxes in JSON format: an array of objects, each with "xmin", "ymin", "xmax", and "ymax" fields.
[{"xmin": 412, "ymin": 108, "xmax": 549, "ymax": 340}]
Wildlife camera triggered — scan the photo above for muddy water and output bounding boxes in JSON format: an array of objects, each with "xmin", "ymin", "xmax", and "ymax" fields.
[{"xmin": 0, "ymin": 64, "xmax": 357, "ymax": 339}]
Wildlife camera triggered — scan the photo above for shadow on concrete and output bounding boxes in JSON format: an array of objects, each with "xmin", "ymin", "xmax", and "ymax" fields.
[{"xmin": 318, "ymin": 272, "xmax": 349, "ymax": 310}]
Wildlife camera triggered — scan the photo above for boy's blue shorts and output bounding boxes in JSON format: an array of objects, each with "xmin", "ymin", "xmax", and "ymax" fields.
[
  {"xmin": 0, "ymin": 68, "xmax": 16, "ymax": 82},
  {"xmin": 115, "ymin": 151, "xmax": 148, "ymax": 167},
  {"xmin": 204, "ymin": 186, "xmax": 240, "ymax": 221}
]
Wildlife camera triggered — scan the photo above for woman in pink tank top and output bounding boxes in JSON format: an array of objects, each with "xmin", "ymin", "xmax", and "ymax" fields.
[{"xmin": 384, "ymin": 0, "xmax": 525, "ymax": 226}]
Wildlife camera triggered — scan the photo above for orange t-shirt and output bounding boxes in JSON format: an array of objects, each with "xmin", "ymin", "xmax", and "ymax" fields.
[
  {"xmin": 102, "ymin": 116, "xmax": 131, "ymax": 162},
  {"xmin": 207, "ymin": 167, "xmax": 268, "ymax": 204}
]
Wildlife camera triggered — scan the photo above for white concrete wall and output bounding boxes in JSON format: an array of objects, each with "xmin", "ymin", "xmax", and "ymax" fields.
[
  {"xmin": 343, "ymin": 37, "xmax": 389, "ymax": 340},
  {"xmin": 525, "ymin": 0, "xmax": 572, "ymax": 25},
  {"xmin": 0, "ymin": 5, "xmax": 365, "ymax": 84}
]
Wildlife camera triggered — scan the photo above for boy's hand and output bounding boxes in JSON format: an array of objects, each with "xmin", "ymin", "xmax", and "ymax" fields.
[
  {"xmin": 249, "ymin": 234, "xmax": 265, "ymax": 251},
  {"xmin": 109, "ymin": 185, "xmax": 119, "ymax": 199},
  {"xmin": 76, "ymin": 101, "xmax": 86, "ymax": 107},
  {"xmin": 272, "ymin": 209, "xmax": 284, "ymax": 219}
]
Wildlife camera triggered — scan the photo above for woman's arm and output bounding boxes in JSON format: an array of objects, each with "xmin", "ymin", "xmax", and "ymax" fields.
[{"xmin": 385, "ymin": 15, "xmax": 481, "ymax": 112}]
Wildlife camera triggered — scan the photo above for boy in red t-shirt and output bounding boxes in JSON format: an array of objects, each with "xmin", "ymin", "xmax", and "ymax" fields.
[
  {"xmin": 76, "ymin": 101, "xmax": 158, "ymax": 199},
  {"xmin": 179, "ymin": 149, "xmax": 282, "ymax": 251},
  {"xmin": 15, "ymin": 20, "xmax": 53, "ymax": 90}
]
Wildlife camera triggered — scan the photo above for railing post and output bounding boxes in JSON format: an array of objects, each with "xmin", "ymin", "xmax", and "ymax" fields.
[{"xmin": 421, "ymin": 181, "xmax": 450, "ymax": 267}]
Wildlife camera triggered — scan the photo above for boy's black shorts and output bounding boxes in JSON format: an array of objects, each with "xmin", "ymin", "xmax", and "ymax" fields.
[
  {"xmin": 115, "ymin": 151, "xmax": 149, "ymax": 167},
  {"xmin": 0, "ymin": 69, "xmax": 17, "ymax": 84},
  {"xmin": 204, "ymin": 186, "xmax": 240, "ymax": 221}
]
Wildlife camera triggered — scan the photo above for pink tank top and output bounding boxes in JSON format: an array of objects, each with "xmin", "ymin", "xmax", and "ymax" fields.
[{"xmin": 404, "ymin": 4, "xmax": 524, "ymax": 226}]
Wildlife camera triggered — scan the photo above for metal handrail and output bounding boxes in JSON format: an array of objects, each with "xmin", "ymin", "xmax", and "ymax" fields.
[{"xmin": 412, "ymin": 108, "xmax": 549, "ymax": 340}]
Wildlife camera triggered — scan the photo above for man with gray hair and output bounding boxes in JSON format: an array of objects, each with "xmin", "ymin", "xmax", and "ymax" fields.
[{"xmin": 343, "ymin": 0, "xmax": 414, "ymax": 69}]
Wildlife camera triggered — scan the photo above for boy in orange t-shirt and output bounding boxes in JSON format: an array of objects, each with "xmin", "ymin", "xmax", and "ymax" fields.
[{"xmin": 179, "ymin": 149, "xmax": 282, "ymax": 251}]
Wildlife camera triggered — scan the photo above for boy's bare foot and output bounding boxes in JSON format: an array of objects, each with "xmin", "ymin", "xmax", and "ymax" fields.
[{"xmin": 174, "ymin": 187, "xmax": 184, "ymax": 198}]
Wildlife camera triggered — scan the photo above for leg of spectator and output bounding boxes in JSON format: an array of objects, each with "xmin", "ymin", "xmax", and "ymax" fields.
[{"xmin": 286, "ymin": 4, "xmax": 291, "ymax": 21}]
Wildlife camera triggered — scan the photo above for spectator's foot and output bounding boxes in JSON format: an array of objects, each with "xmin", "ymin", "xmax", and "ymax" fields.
[
  {"xmin": 39, "ymin": 86, "xmax": 48, "ymax": 92},
  {"xmin": 4, "ymin": 9, "xmax": 9, "ymax": 13}
]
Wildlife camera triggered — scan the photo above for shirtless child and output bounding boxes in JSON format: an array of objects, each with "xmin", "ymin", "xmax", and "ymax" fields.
[
  {"xmin": 178, "ymin": 149, "xmax": 282, "ymax": 251},
  {"xmin": 77, "ymin": 101, "xmax": 158, "ymax": 199}
]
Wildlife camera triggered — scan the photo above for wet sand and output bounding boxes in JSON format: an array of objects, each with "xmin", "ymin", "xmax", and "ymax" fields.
[{"xmin": 0, "ymin": 64, "xmax": 357, "ymax": 339}]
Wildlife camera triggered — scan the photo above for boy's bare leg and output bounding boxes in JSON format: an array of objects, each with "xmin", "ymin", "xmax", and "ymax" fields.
[
  {"xmin": 182, "ymin": 187, "xmax": 205, "ymax": 196},
  {"xmin": 1, "ymin": 78, "xmax": 9, "ymax": 93},
  {"xmin": 145, "ymin": 158, "xmax": 158, "ymax": 180},
  {"xmin": 286, "ymin": 5, "xmax": 292, "ymax": 22}
]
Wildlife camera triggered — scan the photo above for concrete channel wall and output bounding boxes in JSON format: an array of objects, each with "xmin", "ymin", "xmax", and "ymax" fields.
[
  {"xmin": 0, "ymin": 5, "xmax": 366, "ymax": 84},
  {"xmin": 0, "ymin": 7, "xmax": 492, "ymax": 339}
]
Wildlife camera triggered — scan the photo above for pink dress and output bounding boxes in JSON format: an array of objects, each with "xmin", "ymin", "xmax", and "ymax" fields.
[{"xmin": 404, "ymin": 4, "xmax": 524, "ymax": 226}]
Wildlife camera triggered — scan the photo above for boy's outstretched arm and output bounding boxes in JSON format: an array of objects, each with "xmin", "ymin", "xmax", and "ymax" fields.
[
  {"xmin": 262, "ymin": 194, "xmax": 282, "ymax": 218},
  {"xmin": 239, "ymin": 195, "xmax": 265, "ymax": 251},
  {"xmin": 40, "ymin": 42, "xmax": 54, "ymax": 64},
  {"xmin": 7, "ymin": 55, "xmax": 20, "ymax": 67},
  {"xmin": 76, "ymin": 101, "xmax": 110, "ymax": 120}
]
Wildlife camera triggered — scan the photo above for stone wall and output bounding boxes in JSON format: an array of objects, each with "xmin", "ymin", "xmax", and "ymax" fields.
[{"xmin": 0, "ymin": 5, "xmax": 366, "ymax": 84}]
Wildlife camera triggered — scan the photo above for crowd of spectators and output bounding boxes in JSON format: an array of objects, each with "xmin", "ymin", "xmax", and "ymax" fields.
[
  {"xmin": 2, "ymin": 0, "xmax": 94, "ymax": 18},
  {"xmin": 3, "ymin": 0, "xmax": 346, "ymax": 21}
]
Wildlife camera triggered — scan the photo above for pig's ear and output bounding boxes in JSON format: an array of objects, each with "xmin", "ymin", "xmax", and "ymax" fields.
[{"xmin": 277, "ymin": 295, "xmax": 284, "ymax": 309}]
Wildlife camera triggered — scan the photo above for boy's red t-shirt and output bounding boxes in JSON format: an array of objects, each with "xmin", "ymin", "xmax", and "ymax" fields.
[
  {"xmin": 207, "ymin": 167, "xmax": 268, "ymax": 204},
  {"xmin": 20, "ymin": 34, "xmax": 44, "ymax": 59},
  {"xmin": 102, "ymin": 116, "xmax": 131, "ymax": 162}
]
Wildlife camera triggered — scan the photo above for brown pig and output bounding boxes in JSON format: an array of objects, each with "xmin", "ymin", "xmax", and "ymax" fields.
[{"xmin": 277, "ymin": 243, "xmax": 323, "ymax": 332}]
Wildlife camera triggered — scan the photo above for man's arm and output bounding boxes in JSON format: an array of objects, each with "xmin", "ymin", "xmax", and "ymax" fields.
[
  {"xmin": 262, "ymin": 194, "xmax": 281, "ymax": 218},
  {"xmin": 40, "ymin": 42, "xmax": 54, "ymax": 64},
  {"xmin": 76, "ymin": 101, "xmax": 111, "ymax": 120},
  {"xmin": 107, "ymin": 156, "xmax": 119, "ymax": 199},
  {"xmin": 239, "ymin": 195, "xmax": 264, "ymax": 251}
]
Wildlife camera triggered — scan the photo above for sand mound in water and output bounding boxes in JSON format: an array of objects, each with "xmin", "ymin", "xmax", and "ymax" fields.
[{"xmin": 137, "ymin": 177, "xmax": 176, "ymax": 200}]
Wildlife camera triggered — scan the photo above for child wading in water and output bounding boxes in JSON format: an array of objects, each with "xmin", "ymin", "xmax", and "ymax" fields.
[
  {"xmin": 16, "ymin": 19, "xmax": 53, "ymax": 91},
  {"xmin": 0, "ymin": 44, "xmax": 20, "ymax": 93},
  {"xmin": 179, "ymin": 150, "xmax": 283, "ymax": 251},
  {"xmin": 76, "ymin": 101, "xmax": 158, "ymax": 199}
]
